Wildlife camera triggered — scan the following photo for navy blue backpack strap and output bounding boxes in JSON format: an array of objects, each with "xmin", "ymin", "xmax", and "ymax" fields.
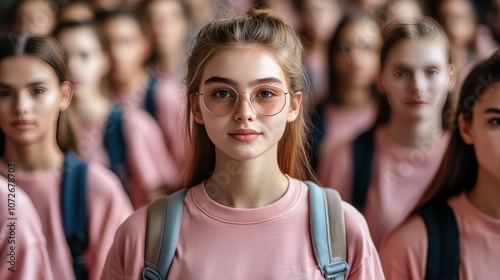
[
  {"xmin": 143, "ymin": 188, "xmax": 188, "ymax": 280},
  {"xmin": 104, "ymin": 105, "xmax": 128, "ymax": 194},
  {"xmin": 309, "ymin": 103, "xmax": 326, "ymax": 171},
  {"xmin": 305, "ymin": 181, "xmax": 349, "ymax": 280},
  {"xmin": 61, "ymin": 151, "xmax": 89, "ymax": 280},
  {"xmin": 144, "ymin": 74, "xmax": 158, "ymax": 119},
  {"xmin": 418, "ymin": 201, "xmax": 460, "ymax": 280},
  {"xmin": 352, "ymin": 128, "xmax": 376, "ymax": 212}
]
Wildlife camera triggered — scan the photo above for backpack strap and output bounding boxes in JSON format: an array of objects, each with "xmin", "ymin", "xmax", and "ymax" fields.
[
  {"xmin": 305, "ymin": 181, "xmax": 349, "ymax": 280},
  {"xmin": 104, "ymin": 105, "xmax": 128, "ymax": 194},
  {"xmin": 61, "ymin": 151, "xmax": 89, "ymax": 280},
  {"xmin": 144, "ymin": 74, "xmax": 159, "ymax": 119},
  {"xmin": 351, "ymin": 128, "xmax": 376, "ymax": 212},
  {"xmin": 418, "ymin": 201, "xmax": 460, "ymax": 280},
  {"xmin": 143, "ymin": 188, "xmax": 188, "ymax": 280}
]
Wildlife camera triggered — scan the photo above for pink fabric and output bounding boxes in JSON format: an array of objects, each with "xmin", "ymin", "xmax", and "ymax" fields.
[
  {"xmin": 0, "ymin": 160, "xmax": 133, "ymax": 280},
  {"xmin": 318, "ymin": 126, "xmax": 450, "ymax": 248},
  {"xmin": 78, "ymin": 107, "xmax": 181, "ymax": 209},
  {"xmin": 316, "ymin": 102, "xmax": 377, "ymax": 172},
  {"xmin": 0, "ymin": 176, "xmax": 54, "ymax": 280},
  {"xmin": 101, "ymin": 177, "xmax": 384, "ymax": 280},
  {"xmin": 380, "ymin": 193, "xmax": 500, "ymax": 279}
]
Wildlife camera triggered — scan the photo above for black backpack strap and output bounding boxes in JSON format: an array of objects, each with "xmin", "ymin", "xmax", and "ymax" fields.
[
  {"xmin": 305, "ymin": 181, "xmax": 349, "ymax": 280},
  {"xmin": 61, "ymin": 151, "xmax": 89, "ymax": 280},
  {"xmin": 309, "ymin": 103, "xmax": 327, "ymax": 171},
  {"xmin": 351, "ymin": 128, "xmax": 376, "ymax": 212},
  {"xmin": 103, "ymin": 105, "xmax": 128, "ymax": 194},
  {"xmin": 143, "ymin": 188, "xmax": 188, "ymax": 280},
  {"xmin": 144, "ymin": 74, "xmax": 159, "ymax": 119},
  {"xmin": 418, "ymin": 201, "xmax": 460, "ymax": 280}
]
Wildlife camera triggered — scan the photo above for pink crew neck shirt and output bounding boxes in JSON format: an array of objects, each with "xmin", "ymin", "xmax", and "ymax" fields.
[
  {"xmin": 78, "ymin": 106, "xmax": 181, "ymax": 209},
  {"xmin": 316, "ymin": 102, "xmax": 377, "ymax": 172},
  {"xmin": 380, "ymin": 193, "xmax": 500, "ymax": 279},
  {"xmin": 0, "ymin": 176, "xmax": 54, "ymax": 280},
  {"xmin": 318, "ymin": 126, "xmax": 450, "ymax": 248},
  {"xmin": 0, "ymin": 160, "xmax": 133, "ymax": 280},
  {"xmin": 101, "ymin": 177, "xmax": 385, "ymax": 279}
]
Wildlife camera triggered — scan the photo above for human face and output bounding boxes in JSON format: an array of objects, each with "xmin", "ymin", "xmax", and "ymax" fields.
[
  {"xmin": 56, "ymin": 27, "xmax": 108, "ymax": 94},
  {"xmin": 439, "ymin": 0, "xmax": 476, "ymax": 47},
  {"xmin": 14, "ymin": 0, "xmax": 56, "ymax": 35},
  {"xmin": 378, "ymin": 39, "xmax": 455, "ymax": 124},
  {"xmin": 459, "ymin": 83, "xmax": 500, "ymax": 185},
  {"xmin": 192, "ymin": 46, "xmax": 302, "ymax": 162},
  {"xmin": 101, "ymin": 16, "xmax": 149, "ymax": 81},
  {"xmin": 302, "ymin": 0, "xmax": 342, "ymax": 43},
  {"xmin": 0, "ymin": 55, "xmax": 72, "ymax": 147},
  {"xmin": 146, "ymin": 0, "xmax": 189, "ymax": 56},
  {"xmin": 334, "ymin": 20, "xmax": 381, "ymax": 88}
]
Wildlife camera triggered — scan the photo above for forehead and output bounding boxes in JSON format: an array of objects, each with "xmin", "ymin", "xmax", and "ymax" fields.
[
  {"xmin": 58, "ymin": 27, "xmax": 101, "ymax": 47},
  {"xmin": 102, "ymin": 16, "xmax": 142, "ymax": 35},
  {"xmin": 0, "ymin": 55, "xmax": 59, "ymax": 86},
  {"xmin": 384, "ymin": 38, "xmax": 449, "ymax": 67},
  {"xmin": 339, "ymin": 20, "xmax": 381, "ymax": 44},
  {"xmin": 475, "ymin": 83, "xmax": 500, "ymax": 109},
  {"xmin": 200, "ymin": 46, "xmax": 288, "ymax": 87}
]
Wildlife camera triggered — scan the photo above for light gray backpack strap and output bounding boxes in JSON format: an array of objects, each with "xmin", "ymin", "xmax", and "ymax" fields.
[
  {"xmin": 305, "ymin": 181, "xmax": 349, "ymax": 280},
  {"xmin": 142, "ymin": 188, "xmax": 188, "ymax": 280}
]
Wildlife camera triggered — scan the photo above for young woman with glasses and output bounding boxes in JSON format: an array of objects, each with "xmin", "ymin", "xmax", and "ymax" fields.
[{"xmin": 101, "ymin": 8, "xmax": 384, "ymax": 280}]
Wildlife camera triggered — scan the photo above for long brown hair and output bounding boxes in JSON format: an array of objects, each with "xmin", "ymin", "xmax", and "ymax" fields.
[
  {"xmin": 415, "ymin": 50, "xmax": 500, "ymax": 209},
  {"xmin": 182, "ymin": 8, "xmax": 314, "ymax": 188},
  {"xmin": 0, "ymin": 34, "xmax": 79, "ymax": 156}
]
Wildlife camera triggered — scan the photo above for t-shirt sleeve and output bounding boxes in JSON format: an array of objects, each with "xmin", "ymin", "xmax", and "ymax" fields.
[
  {"xmin": 379, "ymin": 215, "xmax": 427, "ymax": 280},
  {"xmin": 0, "ymin": 187, "xmax": 54, "ymax": 280},
  {"xmin": 86, "ymin": 163, "xmax": 134, "ymax": 280},
  {"xmin": 100, "ymin": 207, "xmax": 148, "ymax": 280},
  {"xmin": 342, "ymin": 202, "xmax": 385, "ymax": 279}
]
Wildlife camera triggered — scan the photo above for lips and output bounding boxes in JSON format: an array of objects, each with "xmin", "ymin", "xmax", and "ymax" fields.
[
  {"xmin": 406, "ymin": 100, "xmax": 428, "ymax": 106},
  {"xmin": 12, "ymin": 120, "xmax": 35, "ymax": 129},
  {"xmin": 228, "ymin": 129, "xmax": 261, "ymax": 142}
]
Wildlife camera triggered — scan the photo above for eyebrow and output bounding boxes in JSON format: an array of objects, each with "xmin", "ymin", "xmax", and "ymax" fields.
[
  {"xmin": 484, "ymin": 108, "xmax": 500, "ymax": 114},
  {"xmin": 392, "ymin": 63, "xmax": 443, "ymax": 70},
  {"xmin": 0, "ymin": 81, "xmax": 49, "ymax": 88},
  {"xmin": 203, "ymin": 76, "xmax": 283, "ymax": 87}
]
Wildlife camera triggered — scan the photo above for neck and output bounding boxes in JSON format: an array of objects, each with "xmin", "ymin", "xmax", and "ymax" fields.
[
  {"xmin": 451, "ymin": 45, "xmax": 470, "ymax": 70},
  {"xmin": 109, "ymin": 69, "xmax": 147, "ymax": 93},
  {"xmin": 157, "ymin": 51, "xmax": 182, "ymax": 75},
  {"xmin": 338, "ymin": 85, "xmax": 373, "ymax": 107},
  {"xmin": 73, "ymin": 87, "xmax": 111, "ymax": 122},
  {"xmin": 206, "ymin": 148, "xmax": 289, "ymax": 208},
  {"xmin": 467, "ymin": 167, "xmax": 500, "ymax": 219},
  {"xmin": 386, "ymin": 116, "xmax": 443, "ymax": 148},
  {"xmin": 2, "ymin": 140, "xmax": 64, "ymax": 171}
]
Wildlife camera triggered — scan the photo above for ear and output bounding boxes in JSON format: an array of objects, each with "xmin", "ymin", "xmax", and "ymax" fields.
[
  {"xmin": 191, "ymin": 94, "xmax": 204, "ymax": 124},
  {"xmin": 447, "ymin": 64, "xmax": 456, "ymax": 92},
  {"xmin": 287, "ymin": 91, "xmax": 302, "ymax": 122},
  {"xmin": 376, "ymin": 71, "xmax": 385, "ymax": 93},
  {"xmin": 458, "ymin": 114, "xmax": 473, "ymax": 145},
  {"xmin": 60, "ymin": 81, "xmax": 73, "ymax": 111}
]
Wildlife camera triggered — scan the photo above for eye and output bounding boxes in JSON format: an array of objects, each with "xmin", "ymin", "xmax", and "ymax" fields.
[
  {"xmin": 488, "ymin": 118, "xmax": 500, "ymax": 126},
  {"xmin": 394, "ymin": 70, "xmax": 408, "ymax": 78},
  {"xmin": 0, "ymin": 90, "xmax": 12, "ymax": 97},
  {"xmin": 255, "ymin": 89, "xmax": 276, "ymax": 98},
  {"xmin": 31, "ymin": 88, "xmax": 45, "ymax": 95},
  {"xmin": 212, "ymin": 89, "xmax": 234, "ymax": 99},
  {"xmin": 425, "ymin": 69, "xmax": 439, "ymax": 76}
]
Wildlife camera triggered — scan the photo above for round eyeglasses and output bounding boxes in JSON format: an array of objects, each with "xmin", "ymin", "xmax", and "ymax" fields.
[{"xmin": 196, "ymin": 85, "xmax": 289, "ymax": 116}]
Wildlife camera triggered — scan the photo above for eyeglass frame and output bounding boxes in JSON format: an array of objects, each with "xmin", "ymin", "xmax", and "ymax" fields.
[{"xmin": 195, "ymin": 84, "xmax": 292, "ymax": 116}]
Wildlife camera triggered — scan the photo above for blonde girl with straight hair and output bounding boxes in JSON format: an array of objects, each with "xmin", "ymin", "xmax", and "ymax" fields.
[{"xmin": 101, "ymin": 8, "xmax": 384, "ymax": 280}]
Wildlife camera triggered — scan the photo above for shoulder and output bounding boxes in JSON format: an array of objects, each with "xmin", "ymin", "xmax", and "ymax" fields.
[
  {"xmin": 379, "ymin": 214, "xmax": 427, "ymax": 279},
  {"xmin": 86, "ymin": 162, "xmax": 125, "ymax": 195}
]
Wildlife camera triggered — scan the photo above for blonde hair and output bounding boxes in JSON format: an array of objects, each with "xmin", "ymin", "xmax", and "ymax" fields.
[{"xmin": 182, "ymin": 8, "xmax": 314, "ymax": 188}]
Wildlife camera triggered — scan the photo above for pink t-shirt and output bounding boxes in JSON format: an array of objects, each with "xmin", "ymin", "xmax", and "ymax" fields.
[
  {"xmin": 380, "ymin": 193, "xmax": 500, "ymax": 279},
  {"xmin": 317, "ymin": 126, "xmax": 450, "ymax": 248},
  {"xmin": 0, "ymin": 176, "xmax": 53, "ymax": 280},
  {"xmin": 101, "ymin": 177, "xmax": 384, "ymax": 280},
  {"xmin": 316, "ymin": 102, "xmax": 377, "ymax": 172},
  {"xmin": 78, "ymin": 107, "xmax": 181, "ymax": 209},
  {"xmin": 0, "ymin": 160, "xmax": 133, "ymax": 280}
]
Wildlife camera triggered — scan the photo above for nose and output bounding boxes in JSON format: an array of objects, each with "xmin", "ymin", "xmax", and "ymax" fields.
[
  {"xmin": 233, "ymin": 93, "xmax": 256, "ymax": 122},
  {"xmin": 13, "ymin": 92, "xmax": 31, "ymax": 115},
  {"xmin": 409, "ymin": 73, "xmax": 425, "ymax": 95}
]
